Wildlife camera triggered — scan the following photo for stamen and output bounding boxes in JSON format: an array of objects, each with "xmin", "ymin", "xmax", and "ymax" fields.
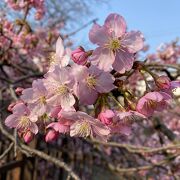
[
  {"xmin": 86, "ymin": 76, "xmax": 97, "ymax": 88},
  {"xmin": 77, "ymin": 121, "xmax": 90, "ymax": 137},
  {"xmin": 56, "ymin": 85, "xmax": 69, "ymax": 95},
  {"xmin": 17, "ymin": 116, "xmax": 31, "ymax": 129},
  {"xmin": 109, "ymin": 39, "xmax": 120, "ymax": 51},
  {"xmin": 39, "ymin": 96, "xmax": 46, "ymax": 104}
]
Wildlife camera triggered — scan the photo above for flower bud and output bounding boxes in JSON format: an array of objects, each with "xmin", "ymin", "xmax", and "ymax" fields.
[
  {"xmin": 98, "ymin": 109, "xmax": 115, "ymax": 125},
  {"xmin": 45, "ymin": 130, "xmax": 59, "ymax": 142},
  {"xmin": 23, "ymin": 131, "xmax": 34, "ymax": 144},
  {"xmin": 15, "ymin": 87, "xmax": 24, "ymax": 95},
  {"xmin": 71, "ymin": 47, "xmax": 88, "ymax": 65},
  {"xmin": 156, "ymin": 76, "xmax": 170, "ymax": 89}
]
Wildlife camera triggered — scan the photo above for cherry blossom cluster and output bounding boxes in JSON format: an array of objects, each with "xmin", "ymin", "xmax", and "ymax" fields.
[
  {"xmin": 5, "ymin": 0, "xmax": 45, "ymax": 20},
  {"xmin": 147, "ymin": 40, "xmax": 180, "ymax": 64},
  {"xmin": 5, "ymin": 13, "xmax": 180, "ymax": 143}
]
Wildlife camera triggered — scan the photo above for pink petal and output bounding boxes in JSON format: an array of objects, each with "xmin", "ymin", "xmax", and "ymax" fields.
[
  {"xmin": 5, "ymin": 114, "xmax": 19, "ymax": 128},
  {"xmin": 112, "ymin": 50, "xmax": 134, "ymax": 73},
  {"xmin": 104, "ymin": 13, "xmax": 126, "ymax": 37},
  {"xmin": 121, "ymin": 31, "xmax": 144, "ymax": 53},
  {"xmin": 91, "ymin": 47, "xmax": 115, "ymax": 72},
  {"xmin": 56, "ymin": 37, "xmax": 64, "ymax": 57},
  {"xmin": 89, "ymin": 23, "xmax": 109, "ymax": 46}
]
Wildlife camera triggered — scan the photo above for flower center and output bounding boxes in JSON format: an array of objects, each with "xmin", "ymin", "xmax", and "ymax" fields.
[
  {"xmin": 18, "ymin": 116, "xmax": 31, "ymax": 129},
  {"xmin": 49, "ymin": 52, "xmax": 56, "ymax": 65},
  {"xmin": 147, "ymin": 100, "xmax": 157, "ymax": 109},
  {"xmin": 56, "ymin": 85, "xmax": 69, "ymax": 95},
  {"xmin": 86, "ymin": 76, "xmax": 97, "ymax": 88},
  {"xmin": 39, "ymin": 96, "xmax": 46, "ymax": 104},
  {"xmin": 77, "ymin": 121, "xmax": 90, "ymax": 137},
  {"xmin": 109, "ymin": 39, "xmax": 120, "ymax": 51}
]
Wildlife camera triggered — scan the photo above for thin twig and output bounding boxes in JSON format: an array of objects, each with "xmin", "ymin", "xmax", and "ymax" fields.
[{"xmin": 0, "ymin": 142, "xmax": 14, "ymax": 160}]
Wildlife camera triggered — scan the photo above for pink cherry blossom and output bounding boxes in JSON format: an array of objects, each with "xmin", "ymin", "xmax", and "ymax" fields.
[
  {"xmin": 61, "ymin": 111, "xmax": 110, "ymax": 141},
  {"xmin": 98, "ymin": 109, "xmax": 115, "ymax": 125},
  {"xmin": 44, "ymin": 66, "xmax": 75, "ymax": 109},
  {"xmin": 5, "ymin": 103, "xmax": 38, "ymax": 134},
  {"xmin": 110, "ymin": 111, "xmax": 146, "ymax": 135},
  {"xmin": 136, "ymin": 91, "xmax": 172, "ymax": 117},
  {"xmin": 48, "ymin": 37, "xmax": 70, "ymax": 72},
  {"xmin": 71, "ymin": 47, "xmax": 89, "ymax": 65},
  {"xmin": 21, "ymin": 79, "xmax": 51, "ymax": 121},
  {"xmin": 89, "ymin": 13, "xmax": 144, "ymax": 73},
  {"xmin": 73, "ymin": 65, "xmax": 115, "ymax": 105}
]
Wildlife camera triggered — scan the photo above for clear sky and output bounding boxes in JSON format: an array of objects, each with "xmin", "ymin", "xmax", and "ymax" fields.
[{"xmin": 72, "ymin": 0, "xmax": 180, "ymax": 53}]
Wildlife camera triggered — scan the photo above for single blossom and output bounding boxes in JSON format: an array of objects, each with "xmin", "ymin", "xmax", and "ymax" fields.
[
  {"xmin": 5, "ymin": 103, "xmax": 38, "ymax": 134},
  {"xmin": 89, "ymin": 13, "xmax": 144, "ymax": 73},
  {"xmin": 73, "ymin": 65, "xmax": 115, "ymax": 105},
  {"xmin": 61, "ymin": 111, "xmax": 110, "ymax": 141},
  {"xmin": 44, "ymin": 66, "xmax": 75, "ymax": 109},
  {"xmin": 136, "ymin": 91, "xmax": 171, "ymax": 117},
  {"xmin": 98, "ymin": 109, "xmax": 115, "ymax": 125},
  {"xmin": 21, "ymin": 79, "xmax": 51, "ymax": 121},
  {"xmin": 48, "ymin": 37, "xmax": 70, "ymax": 71},
  {"xmin": 71, "ymin": 47, "xmax": 89, "ymax": 65},
  {"xmin": 110, "ymin": 111, "xmax": 146, "ymax": 135}
]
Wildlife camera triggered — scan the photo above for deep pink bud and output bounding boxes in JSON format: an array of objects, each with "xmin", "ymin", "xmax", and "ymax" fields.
[
  {"xmin": 71, "ymin": 47, "xmax": 88, "ymax": 65},
  {"xmin": 23, "ymin": 131, "xmax": 34, "ymax": 144},
  {"xmin": 15, "ymin": 87, "xmax": 24, "ymax": 95},
  {"xmin": 98, "ymin": 109, "xmax": 115, "ymax": 125},
  {"xmin": 156, "ymin": 76, "xmax": 170, "ymax": 89},
  {"xmin": 45, "ymin": 130, "xmax": 59, "ymax": 142}
]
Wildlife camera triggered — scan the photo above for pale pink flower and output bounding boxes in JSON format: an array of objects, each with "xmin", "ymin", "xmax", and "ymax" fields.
[
  {"xmin": 98, "ymin": 109, "xmax": 115, "ymax": 125},
  {"xmin": 61, "ymin": 111, "xmax": 110, "ymax": 141},
  {"xmin": 136, "ymin": 92, "xmax": 171, "ymax": 117},
  {"xmin": 21, "ymin": 79, "xmax": 51, "ymax": 121},
  {"xmin": 71, "ymin": 47, "xmax": 89, "ymax": 65},
  {"xmin": 110, "ymin": 111, "xmax": 146, "ymax": 135},
  {"xmin": 44, "ymin": 66, "xmax": 75, "ymax": 109},
  {"xmin": 73, "ymin": 65, "xmax": 115, "ymax": 105},
  {"xmin": 5, "ymin": 103, "xmax": 38, "ymax": 134},
  {"xmin": 49, "ymin": 37, "xmax": 70, "ymax": 71},
  {"xmin": 89, "ymin": 13, "xmax": 144, "ymax": 73}
]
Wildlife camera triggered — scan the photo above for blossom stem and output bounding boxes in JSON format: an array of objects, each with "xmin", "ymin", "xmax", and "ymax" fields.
[{"xmin": 108, "ymin": 93, "xmax": 124, "ymax": 110}]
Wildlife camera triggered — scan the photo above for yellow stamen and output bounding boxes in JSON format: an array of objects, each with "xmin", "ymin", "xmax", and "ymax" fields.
[
  {"xmin": 56, "ymin": 85, "xmax": 69, "ymax": 95},
  {"xmin": 86, "ymin": 76, "xmax": 97, "ymax": 88},
  {"xmin": 109, "ymin": 39, "xmax": 120, "ymax": 51},
  {"xmin": 39, "ymin": 96, "xmax": 46, "ymax": 104},
  {"xmin": 17, "ymin": 116, "xmax": 31, "ymax": 129}
]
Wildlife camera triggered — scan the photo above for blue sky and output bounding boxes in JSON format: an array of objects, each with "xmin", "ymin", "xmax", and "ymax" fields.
[{"xmin": 72, "ymin": 0, "xmax": 180, "ymax": 53}]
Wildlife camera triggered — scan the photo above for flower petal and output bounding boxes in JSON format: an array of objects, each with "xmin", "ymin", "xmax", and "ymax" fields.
[
  {"xmin": 104, "ymin": 13, "xmax": 126, "ymax": 37},
  {"xmin": 121, "ymin": 31, "xmax": 144, "ymax": 53},
  {"xmin": 89, "ymin": 23, "xmax": 109, "ymax": 46}
]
